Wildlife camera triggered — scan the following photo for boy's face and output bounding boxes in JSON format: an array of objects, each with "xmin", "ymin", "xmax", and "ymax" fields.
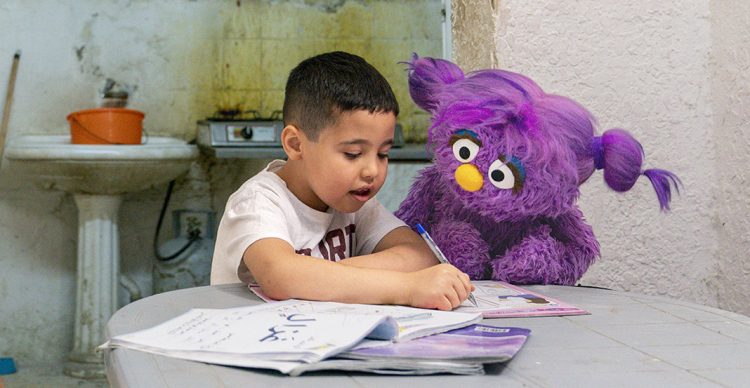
[{"xmin": 296, "ymin": 110, "xmax": 396, "ymax": 213}]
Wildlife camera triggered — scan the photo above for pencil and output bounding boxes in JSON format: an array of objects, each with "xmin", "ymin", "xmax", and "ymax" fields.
[{"xmin": 415, "ymin": 223, "xmax": 478, "ymax": 307}]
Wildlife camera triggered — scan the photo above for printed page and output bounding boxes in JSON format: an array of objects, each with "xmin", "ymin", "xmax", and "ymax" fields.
[
  {"xmin": 453, "ymin": 281, "xmax": 589, "ymax": 318},
  {"xmin": 247, "ymin": 289, "xmax": 482, "ymax": 342},
  {"xmin": 104, "ymin": 300, "xmax": 398, "ymax": 364}
]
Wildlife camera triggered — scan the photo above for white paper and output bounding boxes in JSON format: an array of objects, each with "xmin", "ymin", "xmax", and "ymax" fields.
[
  {"xmin": 248, "ymin": 290, "xmax": 483, "ymax": 342},
  {"xmin": 104, "ymin": 300, "xmax": 398, "ymax": 364}
]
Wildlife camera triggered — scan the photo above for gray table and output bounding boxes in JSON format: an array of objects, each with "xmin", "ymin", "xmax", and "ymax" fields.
[{"xmin": 105, "ymin": 284, "xmax": 750, "ymax": 387}]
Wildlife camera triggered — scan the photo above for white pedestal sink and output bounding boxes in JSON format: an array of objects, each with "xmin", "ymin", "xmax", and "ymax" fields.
[{"xmin": 4, "ymin": 135, "xmax": 199, "ymax": 379}]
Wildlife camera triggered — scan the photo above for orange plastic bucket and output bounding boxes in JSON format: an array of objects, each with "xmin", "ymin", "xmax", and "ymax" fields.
[{"xmin": 67, "ymin": 108, "xmax": 144, "ymax": 145}]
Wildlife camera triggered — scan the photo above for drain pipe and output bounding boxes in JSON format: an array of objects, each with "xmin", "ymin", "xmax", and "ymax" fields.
[
  {"xmin": 0, "ymin": 50, "xmax": 21, "ymax": 168},
  {"xmin": 119, "ymin": 274, "xmax": 142, "ymax": 303}
]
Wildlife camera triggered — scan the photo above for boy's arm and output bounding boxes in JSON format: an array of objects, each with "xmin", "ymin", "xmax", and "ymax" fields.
[
  {"xmin": 339, "ymin": 226, "xmax": 439, "ymax": 272},
  {"xmin": 244, "ymin": 237, "xmax": 471, "ymax": 310}
]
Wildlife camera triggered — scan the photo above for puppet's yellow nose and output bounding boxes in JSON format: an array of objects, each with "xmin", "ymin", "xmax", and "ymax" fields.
[{"xmin": 455, "ymin": 164, "xmax": 483, "ymax": 192}]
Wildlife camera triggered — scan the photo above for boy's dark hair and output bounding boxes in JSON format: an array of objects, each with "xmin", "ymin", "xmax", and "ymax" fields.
[{"xmin": 282, "ymin": 51, "xmax": 399, "ymax": 141}]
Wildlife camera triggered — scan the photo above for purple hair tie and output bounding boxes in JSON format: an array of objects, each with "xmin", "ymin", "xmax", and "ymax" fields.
[{"xmin": 591, "ymin": 136, "xmax": 605, "ymax": 170}]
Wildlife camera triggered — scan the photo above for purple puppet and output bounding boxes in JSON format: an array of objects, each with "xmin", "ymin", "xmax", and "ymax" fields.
[{"xmin": 395, "ymin": 55, "xmax": 681, "ymax": 285}]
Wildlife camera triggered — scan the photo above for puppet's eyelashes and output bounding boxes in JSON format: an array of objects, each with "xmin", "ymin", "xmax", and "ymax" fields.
[
  {"xmin": 487, "ymin": 160, "xmax": 515, "ymax": 189},
  {"xmin": 452, "ymin": 139, "xmax": 480, "ymax": 163},
  {"xmin": 488, "ymin": 157, "xmax": 525, "ymax": 193}
]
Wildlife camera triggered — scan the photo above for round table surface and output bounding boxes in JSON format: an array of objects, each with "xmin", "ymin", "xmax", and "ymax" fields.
[{"xmin": 105, "ymin": 283, "xmax": 750, "ymax": 387}]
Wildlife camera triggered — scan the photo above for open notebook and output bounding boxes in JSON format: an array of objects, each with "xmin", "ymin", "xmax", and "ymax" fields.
[{"xmin": 100, "ymin": 299, "xmax": 483, "ymax": 375}]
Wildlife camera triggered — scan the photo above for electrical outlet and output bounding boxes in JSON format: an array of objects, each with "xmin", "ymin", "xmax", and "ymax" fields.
[{"xmin": 173, "ymin": 209, "xmax": 215, "ymax": 239}]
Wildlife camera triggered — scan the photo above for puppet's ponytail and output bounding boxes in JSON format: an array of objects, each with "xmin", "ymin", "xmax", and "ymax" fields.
[
  {"xmin": 406, "ymin": 53, "xmax": 465, "ymax": 113},
  {"xmin": 592, "ymin": 129, "xmax": 681, "ymax": 211}
]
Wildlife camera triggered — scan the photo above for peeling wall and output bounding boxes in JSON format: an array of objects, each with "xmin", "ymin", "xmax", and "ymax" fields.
[
  {"xmin": 453, "ymin": 0, "xmax": 749, "ymax": 315},
  {"xmin": 0, "ymin": 190, "xmax": 77, "ymax": 364},
  {"xmin": 0, "ymin": 0, "xmax": 443, "ymax": 365}
]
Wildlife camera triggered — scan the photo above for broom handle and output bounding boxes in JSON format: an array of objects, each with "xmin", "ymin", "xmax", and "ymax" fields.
[{"xmin": 0, "ymin": 50, "xmax": 21, "ymax": 162}]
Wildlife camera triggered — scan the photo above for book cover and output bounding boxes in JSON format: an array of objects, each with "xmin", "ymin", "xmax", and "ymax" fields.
[
  {"xmin": 287, "ymin": 324, "xmax": 531, "ymax": 376},
  {"xmin": 343, "ymin": 324, "xmax": 530, "ymax": 361}
]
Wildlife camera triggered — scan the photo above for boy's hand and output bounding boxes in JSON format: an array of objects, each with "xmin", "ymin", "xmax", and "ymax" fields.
[{"xmin": 404, "ymin": 263, "xmax": 475, "ymax": 311}]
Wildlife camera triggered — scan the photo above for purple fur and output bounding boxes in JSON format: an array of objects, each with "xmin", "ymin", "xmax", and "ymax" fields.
[
  {"xmin": 396, "ymin": 54, "xmax": 680, "ymax": 285},
  {"xmin": 599, "ymin": 129, "xmax": 644, "ymax": 191},
  {"xmin": 491, "ymin": 224, "xmax": 569, "ymax": 284},
  {"xmin": 406, "ymin": 53, "xmax": 465, "ymax": 113},
  {"xmin": 643, "ymin": 169, "xmax": 681, "ymax": 211},
  {"xmin": 431, "ymin": 220, "xmax": 490, "ymax": 279}
]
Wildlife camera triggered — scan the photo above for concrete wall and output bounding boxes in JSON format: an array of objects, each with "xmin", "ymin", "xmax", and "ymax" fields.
[
  {"xmin": 453, "ymin": 0, "xmax": 749, "ymax": 315},
  {"xmin": 710, "ymin": 0, "xmax": 750, "ymax": 315},
  {"xmin": 0, "ymin": 0, "xmax": 442, "ymax": 366}
]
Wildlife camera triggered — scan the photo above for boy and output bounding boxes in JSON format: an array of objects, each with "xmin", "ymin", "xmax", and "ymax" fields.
[{"xmin": 210, "ymin": 51, "xmax": 473, "ymax": 311}]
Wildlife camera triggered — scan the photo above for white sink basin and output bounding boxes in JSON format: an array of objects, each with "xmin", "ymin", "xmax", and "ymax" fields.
[{"xmin": 5, "ymin": 135, "xmax": 199, "ymax": 194}]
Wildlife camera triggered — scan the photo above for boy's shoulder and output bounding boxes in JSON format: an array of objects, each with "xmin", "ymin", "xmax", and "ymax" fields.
[{"xmin": 231, "ymin": 160, "xmax": 288, "ymax": 200}]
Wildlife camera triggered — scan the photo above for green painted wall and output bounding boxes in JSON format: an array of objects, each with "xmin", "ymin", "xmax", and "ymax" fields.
[{"xmin": 184, "ymin": 0, "xmax": 443, "ymax": 142}]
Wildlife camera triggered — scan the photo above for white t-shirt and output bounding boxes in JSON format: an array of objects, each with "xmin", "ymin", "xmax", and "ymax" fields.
[{"xmin": 210, "ymin": 160, "xmax": 406, "ymax": 285}]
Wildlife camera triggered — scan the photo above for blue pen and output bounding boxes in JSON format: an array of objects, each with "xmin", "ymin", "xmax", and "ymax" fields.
[{"xmin": 416, "ymin": 223, "xmax": 478, "ymax": 307}]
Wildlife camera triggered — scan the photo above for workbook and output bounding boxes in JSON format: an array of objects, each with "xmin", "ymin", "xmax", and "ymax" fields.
[
  {"xmin": 283, "ymin": 324, "xmax": 531, "ymax": 376},
  {"xmin": 100, "ymin": 299, "xmax": 483, "ymax": 375},
  {"xmin": 454, "ymin": 281, "xmax": 589, "ymax": 318},
  {"xmin": 250, "ymin": 280, "xmax": 588, "ymax": 318}
]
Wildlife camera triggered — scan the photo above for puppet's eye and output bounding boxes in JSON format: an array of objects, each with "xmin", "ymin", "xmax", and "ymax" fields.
[
  {"xmin": 452, "ymin": 139, "xmax": 479, "ymax": 163},
  {"xmin": 487, "ymin": 159, "xmax": 516, "ymax": 190}
]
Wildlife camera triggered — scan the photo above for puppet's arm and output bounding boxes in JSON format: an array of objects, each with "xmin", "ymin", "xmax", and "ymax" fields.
[
  {"xmin": 491, "ymin": 209, "xmax": 599, "ymax": 285},
  {"xmin": 395, "ymin": 166, "xmax": 491, "ymax": 279},
  {"xmin": 394, "ymin": 166, "xmax": 440, "ymax": 228},
  {"xmin": 430, "ymin": 219, "xmax": 490, "ymax": 280}
]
